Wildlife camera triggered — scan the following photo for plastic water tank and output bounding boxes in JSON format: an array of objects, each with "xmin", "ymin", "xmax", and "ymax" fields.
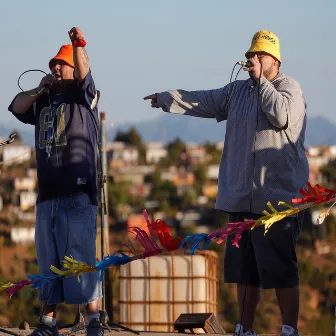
[{"xmin": 119, "ymin": 250, "xmax": 218, "ymax": 332}]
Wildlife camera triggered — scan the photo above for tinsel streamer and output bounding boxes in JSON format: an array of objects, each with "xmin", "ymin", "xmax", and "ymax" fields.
[{"xmin": 179, "ymin": 233, "xmax": 211, "ymax": 255}]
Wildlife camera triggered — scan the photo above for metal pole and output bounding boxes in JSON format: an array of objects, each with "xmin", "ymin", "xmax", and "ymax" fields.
[
  {"xmin": 97, "ymin": 115, "xmax": 138, "ymax": 333},
  {"xmin": 99, "ymin": 112, "xmax": 108, "ymax": 312}
]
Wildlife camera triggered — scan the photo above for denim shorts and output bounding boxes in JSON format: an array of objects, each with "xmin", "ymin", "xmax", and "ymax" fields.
[
  {"xmin": 35, "ymin": 192, "xmax": 102, "ymax": 304},
  {"xmin": 224, "ymin": 212, "xmax": 301, "ymax": 289}
]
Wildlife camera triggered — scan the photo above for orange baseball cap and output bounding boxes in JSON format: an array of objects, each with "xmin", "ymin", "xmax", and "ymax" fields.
[{"xmin": 49, "ymin": 44, "xmax": 74, "ymax": 69}]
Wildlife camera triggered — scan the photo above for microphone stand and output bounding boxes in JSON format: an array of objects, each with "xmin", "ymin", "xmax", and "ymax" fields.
[
  {"xmin": 0, "ymin": 133, "xmax": 16, "ymax": 147},
  {"xmin": 97, "ymin": 114, "xmax": 139, "ymax": 334}
]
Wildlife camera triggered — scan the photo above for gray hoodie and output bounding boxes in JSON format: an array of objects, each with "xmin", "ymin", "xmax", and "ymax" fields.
[{"xmin": 156, "ymin": 73, "xmax": 309, "ymax": 214}]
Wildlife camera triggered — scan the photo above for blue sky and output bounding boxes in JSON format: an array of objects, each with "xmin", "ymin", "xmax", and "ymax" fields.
[{"xmin": 0, "ymin": 0, "xmax": 335, "ymax": 133}]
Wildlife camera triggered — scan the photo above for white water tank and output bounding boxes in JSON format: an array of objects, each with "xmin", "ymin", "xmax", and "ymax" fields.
[{"xmin": 119, "ymin": 250, "xmax": 218, "ymax": 332}]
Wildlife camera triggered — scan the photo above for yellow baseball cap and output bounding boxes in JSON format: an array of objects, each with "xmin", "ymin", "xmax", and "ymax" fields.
[{"xmin": 245, "ymin": 30, "xmax": 281, "ymax": 63}]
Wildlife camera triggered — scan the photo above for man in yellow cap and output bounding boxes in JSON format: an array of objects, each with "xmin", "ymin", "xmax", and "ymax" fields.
[
  {"xmin": 144, "ymin": 30, "xmax": 307, "ymax": 336},
  {"xmin": 8, "ymin": 27, "xmax": 104, "ymax": 336}
]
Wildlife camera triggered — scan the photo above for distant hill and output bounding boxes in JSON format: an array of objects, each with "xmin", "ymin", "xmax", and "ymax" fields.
[
  {"xmin": 108, "ymin": 114, "xmax": 336, "ymax": 147},
  {"xmin": 3, "ymin": 115, "xmax": 336, "ymax": 147}
]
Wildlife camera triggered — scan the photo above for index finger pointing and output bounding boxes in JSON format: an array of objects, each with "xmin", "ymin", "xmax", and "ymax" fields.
[{"xmin": 143, "ymin": 94, "xmax": 155, "ymax": 100}]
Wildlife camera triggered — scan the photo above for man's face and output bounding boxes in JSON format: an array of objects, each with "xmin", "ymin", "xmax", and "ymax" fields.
[
  {"xmin": 50, "ymin": 59, "xmax": 74, "ymax": 81},
  {"xmin": 246, "ymin": 51, "xmax": 278, "ymax": 80}
]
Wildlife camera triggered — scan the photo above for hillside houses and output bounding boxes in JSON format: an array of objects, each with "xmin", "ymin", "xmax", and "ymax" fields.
[{"xmin": 1, "ymin": 137, "xmax": 336, "ymax": 245}]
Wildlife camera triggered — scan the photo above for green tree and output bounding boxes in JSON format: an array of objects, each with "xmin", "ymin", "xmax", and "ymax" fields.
[
  {"xmin": 194, "ymin": 164, "xmax": 208, "ymax": 196},
  {"xmin": 151, "ymin": 169, "xmax": 162, "ymax": 186},
  {"xmin": 0, "ymin": 178, "xmax": 14, "ymax": 205},
  {"xmin": 194, "ymin": 165, "xmax": 208, "ymax": 185},
  {"xmin": 158, "ymin": 138, "xmax": 186, "ymax": 167},
  {"xmin": 320, "ymin": 159, "xmax": 336, "ymax": 189},
  {"xmin": 204, "ymin": 141, "xmax": 222, "ymax": 164},
  {"xmin": 108, "ymin": 181, "xmax": 145, "ymax": 219},
  {"xmin": 151, "ymin": 180, "xmax": 179, "ymax": 204},
  {"xmin": 108, "ymin": 182, "xmax": 130, "ymax": 218},
  {"xmin": 180, "ymin": 190, "xmax": 196, "ymax": 209},
  {"xmin": 149, "ymin": 170, "xmax": 181, "ymax": 215},
  {"xmin": 114, "ymin": 128, "xmax": 141, "ymax": 146}
]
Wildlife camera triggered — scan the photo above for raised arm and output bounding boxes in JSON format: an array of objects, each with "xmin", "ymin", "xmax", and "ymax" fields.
[
  {"xmin": 243, "ymin": 54, "xmax": 305, "ymax": 129},
  {"xmin": 69, "ymin": 27, "xmax": 90, "ymax": 81},
  {"xmin": 144, "ymin": 86, "xmax": 229, "ymax": 122},
  {"xmin": 259, "ymin": 76, "xmax": 305, "ymax": 129}
]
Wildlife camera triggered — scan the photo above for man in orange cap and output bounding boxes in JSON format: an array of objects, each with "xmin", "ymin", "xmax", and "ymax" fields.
[
  {"xmin": 144, "ymin": 30, "xmax": 307, "ymax": 336},
  {"xmin": 8, "ymin": 27, "xmax": 103, "ymax": 336}
]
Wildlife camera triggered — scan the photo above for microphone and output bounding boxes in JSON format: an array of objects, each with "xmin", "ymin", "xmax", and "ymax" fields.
[
  {"xmin": 41, "ymin": 74, "xmax": 56, "ymax": 91},
  {"xmin": 34, "ymin": 76, "xmax": 54, "ymax": 96},
  {"xmin": 237, "ymin": 60, "xmax": 253, "ymax": 67}
]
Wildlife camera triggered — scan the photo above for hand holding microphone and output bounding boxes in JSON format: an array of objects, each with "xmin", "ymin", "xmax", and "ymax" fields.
[
  {"xmin": 37, "ymin": 74, "xmax": 55, "ymax": 94},
  {"xmin": 238, "ymin": 55, "xmax": 263, "ymax": 81}
]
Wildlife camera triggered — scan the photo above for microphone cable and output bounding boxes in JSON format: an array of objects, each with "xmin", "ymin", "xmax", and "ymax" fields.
[
  {"xmin": 17, "ymin": 69, "xmax": 50, "ymax": 96},
  {"xmin": 237, "ymin": 63, "xmax": 262, "ymax": 336},
  {"xmin": 223, "ymin": 62, "xmax": 244, "ymax": 114},
  {"xmin": 224, "ymin": 59, "xmax": 263, "ymax": 336},
  {"xmin": 17, "ymin": 68, "xmax": 59, "ymax": 161}
]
